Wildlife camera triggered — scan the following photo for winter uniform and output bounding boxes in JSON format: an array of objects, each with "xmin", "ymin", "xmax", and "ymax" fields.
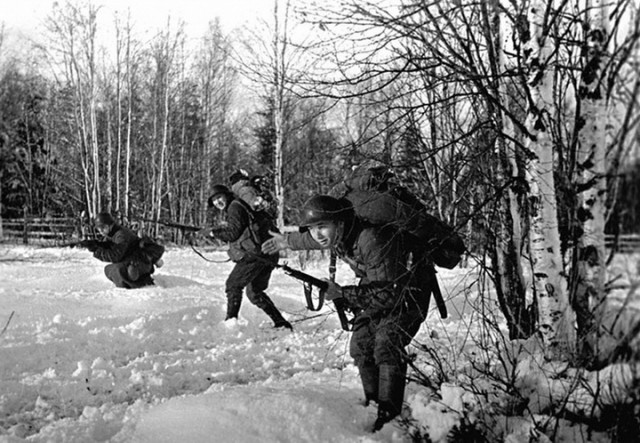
[
  {"xmin": 93, "ymin": 223, "xmax": 155, "ymax": 289},
  {"xmin": 283, "ymin": 195, "xmax": 430, "ymax": 430},
  {"xmin": 206, "ymin": 186, "xmax": 291, "ymax": 329}
]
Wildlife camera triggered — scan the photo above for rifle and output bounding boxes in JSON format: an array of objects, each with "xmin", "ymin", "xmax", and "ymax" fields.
[
  {"xmin": 41, "ymin": 239, "xmax": 97, "ymax": 249},
  {"xmin": 139, "ymin": 218, "xmax": 201, "ymax": 232}
]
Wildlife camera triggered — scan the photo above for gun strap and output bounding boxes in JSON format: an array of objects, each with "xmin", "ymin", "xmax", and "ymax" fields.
[
  {"xmin": 304, "ymin": 283, "xmax": 325, "ymax": 311},
  {"xmin": 189, "ymin": 238, "xmax": 230, "ymax": 263}
]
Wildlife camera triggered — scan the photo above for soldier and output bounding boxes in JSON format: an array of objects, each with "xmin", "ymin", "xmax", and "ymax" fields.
[
  {"xmin": 82, "ymin": 212, "xmax": 156, "ymax": 289},
  {"xmin": 201, "ymin": 184, "xmax": 292, "ymax": 330},
  {"xmin": 262, "ymin": 195, "xmax": 428, "ymax": 431}
]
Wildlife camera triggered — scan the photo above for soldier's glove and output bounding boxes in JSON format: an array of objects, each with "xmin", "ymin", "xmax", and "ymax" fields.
[{"xmin": 80, "ymin": 239, "xmax": 99, "ymax": 252}]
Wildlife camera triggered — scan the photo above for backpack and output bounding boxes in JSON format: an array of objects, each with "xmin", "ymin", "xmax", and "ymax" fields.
[
  {"xmin": 338, "ymin": 166, "xmax": 466, "ymax": 269},
  {"xmin": 226, "ymin": 199, "xmax": 279, "ymax": 262},
  {"xmin": 251, "ymin": 175, "xmax": 275, "ymax": 203},
  {"xmin": 139, "ymin": 236, "xmax": 165, "ymax": 265}
]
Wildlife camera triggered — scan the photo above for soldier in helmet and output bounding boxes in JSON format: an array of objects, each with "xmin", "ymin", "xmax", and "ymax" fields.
[
  {"xmin": 82, "ymin": 211, "xmax": 156, "ymax": 289},
  {"xmin": 262, "ymin": 195, "xmax": 426, "ymax": 431},
  {"xmin": 200, "ymin": 184, "xmax": 292, "ymax": 330}
]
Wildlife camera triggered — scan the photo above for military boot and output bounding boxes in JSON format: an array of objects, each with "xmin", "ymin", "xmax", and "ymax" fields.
[
  {"xmin": 225, "ymin": 293, "xmax": 242, "ymax": 320},
  {"xmin": 260, "ymin": 297, "xmax": 293, "ymax": 330},
  {"xmin": 373, "ymin": 363, "xmax": 407, "ymax": 431},
  {"xmin": 358, "ymin": 364, "xmax": 379, "ymax": 406}
]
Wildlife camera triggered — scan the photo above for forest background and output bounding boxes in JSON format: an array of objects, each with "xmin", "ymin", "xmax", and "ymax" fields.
[{"xmin": 1, "ymin": 0, "xmax": 640, "ymax": 438}]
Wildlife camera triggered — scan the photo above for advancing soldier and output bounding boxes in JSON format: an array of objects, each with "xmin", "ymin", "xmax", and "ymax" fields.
[
  {"xmin": 262, "ymin": 195, "xmax": 428, "ymax": 431},
  {"xmin": 201, "ymin": 184, "xmax": 292, "ymax": 330},
  {"xmin": 82, "ymin": 212, "xmax": 157, "ymax": 289}
]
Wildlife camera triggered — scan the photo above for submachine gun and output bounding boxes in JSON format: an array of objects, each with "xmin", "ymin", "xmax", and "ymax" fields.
[
  {"xmin": 247, "ymin": 253, "xmax": 350, "ymax": 331},
  {"xmin": 274, "ymin": 262, "xmax": 351, "ymax": 331}
]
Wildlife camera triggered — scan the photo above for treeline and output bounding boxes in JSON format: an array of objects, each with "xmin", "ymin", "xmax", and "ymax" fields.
[
  {"xmin": 1, "ymin": 0, "xmax": 640, "ymax": 363},
  {"xmin": 0, "ymin": 2, "xmax": 347, "ymax": 229}
]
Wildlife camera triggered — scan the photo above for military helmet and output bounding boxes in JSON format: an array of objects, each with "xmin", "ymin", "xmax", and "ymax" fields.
[
  {"xmin": 300, "ymin": 195, "xmax": 351, "ymax": 227},
  {"xmin": 94, "ymin": 212, "xmax": 115, "ymax": 228}
]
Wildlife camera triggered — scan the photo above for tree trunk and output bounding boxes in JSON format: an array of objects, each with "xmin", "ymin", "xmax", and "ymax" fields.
[
  {"xmin": 483, "ymin": 0, "xmax": 533, "ymax": 339},
  {"xmin": 123, "ymin": 17, "xmax": 133, "ymax": 221},
  {"xmin": 273, "ymin": 0, "xmax": 289, "ymax": 228},
  {"xmin": 573, "ymin": 0, "xmax": 610, "ymax": 362},
  {"xmin": 523, "ymin": 0, "xmax": 575, "ymax": 358}
]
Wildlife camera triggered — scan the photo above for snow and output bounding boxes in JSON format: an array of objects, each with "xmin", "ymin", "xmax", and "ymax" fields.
[
  {"xmin": 1, "ymin": 245, "xmax": 637, "ymax": 443},
  {"xmin": 0, "ymin": 245, "xmax": 474, "ymax": 443}
]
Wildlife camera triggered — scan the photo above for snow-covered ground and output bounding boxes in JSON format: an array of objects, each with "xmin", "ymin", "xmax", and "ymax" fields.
[
  {"xmin": 1, "ymin": 245, "xmax": 637, "ymax": 443},
  {"xmin": 0, "ymin": 245, "xmax": 479, "ymax": 443}
]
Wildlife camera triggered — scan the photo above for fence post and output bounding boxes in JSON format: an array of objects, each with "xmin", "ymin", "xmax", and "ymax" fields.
[{"xmin": 22, "ymin": 206, "xmax": 29, "ymax": 244}]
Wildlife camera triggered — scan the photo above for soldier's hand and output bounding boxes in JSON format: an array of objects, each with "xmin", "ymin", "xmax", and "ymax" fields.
[
  {"xmin": 196, "ymin": 228, "xmax": 213, "ymax": 238},
  {"xmin": 324, "ymin": 280, "xmax": 344, "ymax": 301},
  {"xmin": 262, "ymin": 230, "xmax": 287, "ymax": 254}
]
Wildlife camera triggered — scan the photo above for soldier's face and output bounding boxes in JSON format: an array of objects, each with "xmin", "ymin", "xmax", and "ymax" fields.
[
  {"xmin": 96, "ymin": 224, "xmax": 111, "ymax": 236},
  {"xmin": 212, "ymin": 196, "xmax": 226, "ymax": 210},
  {"xmin": 309, "ymin": 221, "xmax": 340, "ymax": 248}
]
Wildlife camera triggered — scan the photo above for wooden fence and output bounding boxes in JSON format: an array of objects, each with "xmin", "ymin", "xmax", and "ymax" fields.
[
  {"xmin": 0, "ymin": 217, "xmax": 190, "ymax": 245},
  {"xmin": 0, "ymin": 217, "xmax": 85, "ymax": 245},
  {"xmin": 1, "ymin": 217, "xmax": 639, "ymax": 252}
]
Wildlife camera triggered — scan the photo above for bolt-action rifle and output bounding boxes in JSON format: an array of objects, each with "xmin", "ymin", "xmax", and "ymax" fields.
[
  {"xmin": 41, "ymin": 238, "xmax": 99, "ymax": 249},
  {"xmin": 139, "ymin": 218, "xmax": 201, "ymax": 233}
]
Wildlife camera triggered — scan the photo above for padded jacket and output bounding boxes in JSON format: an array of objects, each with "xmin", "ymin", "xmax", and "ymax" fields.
[
  {"xmin": 211, "ymin": 198, "xmax": 279, "ymax": 262},
  {"xmin": 285, "ymin": 219, "xmax": 421, "ymax": 318},
  {"xmin": 93, "ymin": 224, "xmax": 142, "ymax": 264}
]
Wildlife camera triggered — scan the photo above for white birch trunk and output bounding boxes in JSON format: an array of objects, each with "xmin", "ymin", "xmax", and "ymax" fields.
[
  {"xmin": 123, "ymin": 18, "xmax": 132, "ymax": 221},
  {"xmin": 497, "ymin": 0, "xmax": 526, "ymax": 305},
  {"xmin": 524, "ymin": 0, "xmax": 575, "ymax": 357},
  {"xmin": 114, "ymin": 18, "xmax": 123, "ymax": 215},
  {"xmin": 273, "ymin": 0, "xmax": 289, "ymax": 229},
  {"xmin": 574, "ymin": 0, "xmax": 610, "ymax": 360},
  {"xmin": 156, "ymin": 76, "xmax": 169, "ymax": 220}
]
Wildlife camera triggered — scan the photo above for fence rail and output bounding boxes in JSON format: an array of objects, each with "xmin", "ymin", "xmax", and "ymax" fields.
[
  {"xmin": 0, "ymin": 217, "xmax": 84, "ymax": 244},
  {"xmin": 605, "ymin": 234, "xmax": 640, "ymax": 253},
  {"xmin": 1, "ymin": 217, "xmax": 639, "ymax": 252}
]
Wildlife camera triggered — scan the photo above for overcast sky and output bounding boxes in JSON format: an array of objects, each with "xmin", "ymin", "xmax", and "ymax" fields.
[{"xmin": 1, "ymin": 0, "xmax": 276, "ymax": 42}]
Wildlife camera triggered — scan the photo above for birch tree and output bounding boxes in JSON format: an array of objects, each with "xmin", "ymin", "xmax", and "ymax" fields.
[
  {"xmin": 148, "ymin": 20, "xmax": 183, "ymax": 223},
  {"xmin": 45, "ymin": 0, "xmax": 102, "ymax": 218},
  {"xmin": 194, "ymin": 19, "xmax": 236, "ymax": 222},
  {"xmin": 521, "ymin": 0, "xmax": 576, "ymax": 357},
  {"xmin": 297, "ymin": 0, "xmax": 639, "ymax": 356},
  {"xmin": 235, "ymin": 0, "xmax": 310, "ymax": 228}
]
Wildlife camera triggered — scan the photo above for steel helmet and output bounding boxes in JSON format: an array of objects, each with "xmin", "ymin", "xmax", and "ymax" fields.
[
  {"xmin": 300, "ymin": 195, "xmax": 351, "ymax": 227},
  {"xmin": 94, "ymin": 212, "xmax": 115, "ymax": 228}
]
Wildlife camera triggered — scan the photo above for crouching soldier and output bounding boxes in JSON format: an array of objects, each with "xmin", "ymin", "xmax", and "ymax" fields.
[
  {"xmin": 262, "ymin": 195, "xmax": 427, "ymax": 431},
  {"xmin": 82, "ymin": 212, "xmax": 156, "ymax": 289}
]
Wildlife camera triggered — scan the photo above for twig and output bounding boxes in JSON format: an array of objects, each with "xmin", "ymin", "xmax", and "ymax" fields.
[{"xmin": 1, "ymin": 311, "xmax": 15, "ymax": 336}]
